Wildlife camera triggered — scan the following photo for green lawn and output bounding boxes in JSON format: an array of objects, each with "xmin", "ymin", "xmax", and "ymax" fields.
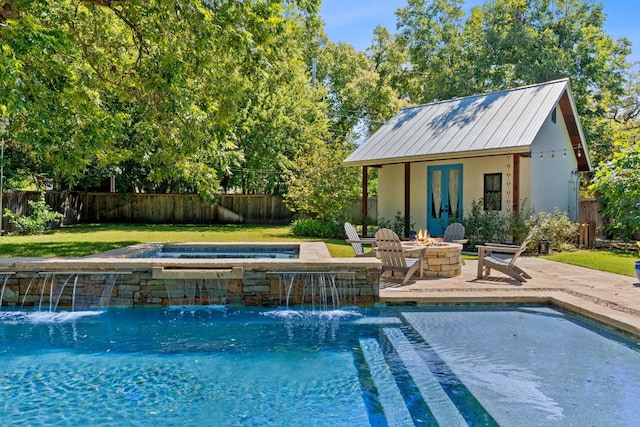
[
  {"xmin": 542, "ymin": 249, "xmax": 639, "ymax": 277},
  {"xmin": 1, "ymin": 224, "xmax": 637, "ymax": 277},
  {"xmin": 0, "ymin": 223, "xmax": 355, "ymax": 258}
]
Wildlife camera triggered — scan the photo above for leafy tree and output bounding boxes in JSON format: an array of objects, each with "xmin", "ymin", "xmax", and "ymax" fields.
[
  {"xmin": 590, "ymin": 66, "xmax": 640, "ymax": 238},
  {"xmin": 368, "ymin": 26, "xmax": 413, "ymax": 100},
  {"xmin": 391, "ymin": 0, "xmax": 631, "ymax": 166},
  {"xmin": 396, "ymin": 0, "xmax": 469, "ymax": 102},
  {"xmin": 314, "ymin": 41, "xmax": 402, "ymax": 142},
  {"xmin": 473, "ymin": 0, "xmax": 630, "ymax": 166},
  {"xmin": 222, "ymin": 16, "xmax": 329, "ymax": 195},
  {"xmin": 608, "ymin": 64, "xmax": 640, "ymax": 149},
  {"xmin": 283, "ymin": 142, "xmax": 360, "ymax": 219},
  {"xmin": 590, "ymin": 143, "xmax": 640, "ymax": 240},
  {"xmin": 1, "ymin": 0, "xmax": 323, "ymax": 199}
]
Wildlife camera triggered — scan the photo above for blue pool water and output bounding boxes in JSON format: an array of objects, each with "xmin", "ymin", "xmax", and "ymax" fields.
[
  {"xmin": 0, "ymin": 306, "xmax": 639, "ymax": 426},
  {"xmin": 134, "ymin": 246, "xmax": 299, "ymax": 259}
]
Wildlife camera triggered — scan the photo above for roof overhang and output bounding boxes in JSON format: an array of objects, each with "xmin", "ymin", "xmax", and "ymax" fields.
[
  {"xmin": 343, "ymin": 146, "xmax": 532, "ymax": 168},
  {"xmin": 558, "ymin": 89, "xmax": 591, "ymax": 172}
]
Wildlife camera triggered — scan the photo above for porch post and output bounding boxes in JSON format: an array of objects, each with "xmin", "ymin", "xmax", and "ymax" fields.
[
  {"xmin": 404, "ymin": 162, "xmax": 411, "ymax": 238},
  {"xmin": 513, "ymin": 155, "xmax": 520, "ymax": 214},
  {"xmin": 361, "ymin": 166, "xmax": 368, "ymax": 236}
]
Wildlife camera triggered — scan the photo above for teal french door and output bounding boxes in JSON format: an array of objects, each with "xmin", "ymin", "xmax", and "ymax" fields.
[{"xmin": 427, "ymin": 165, "xmax": 463, "ymax": 236}]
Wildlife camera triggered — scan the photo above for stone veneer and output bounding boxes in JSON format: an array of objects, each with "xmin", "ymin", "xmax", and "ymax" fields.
[
  {"xmin": 0, "ymin": 242, "xmax": 382, "ymax": 308},
  {"xmin": 420, "ymin": 243, "xmax": 463, "ymax": 278},
  {"xmin": 405, "ymin": 242, "xmax": 463, "ymax": 279}
]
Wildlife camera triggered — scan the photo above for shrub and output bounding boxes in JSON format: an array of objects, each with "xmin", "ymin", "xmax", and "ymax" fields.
[
  {"xmin": 462, "ymin": 199, "xmax": 577, "ymax": 253},
  {"xmin": 289, "ymin": 217, "xmax": 343, "ymax": 239},
  {"xmin": 525, "ymin": 210, "xmax": 578, "ymax": 252},
  {"xmin": 4, "ymin": 192, "xmax": 63, "ymax": 235},
  {"xmin": 507, "ymin": 199, "xmax": 534, "ymax": 245},
  {"xmin": 378, "ymin": 210, "xmax": 414, "ymax": 237},
  {"xmin": 462, "ymin": 199, "xmax": 508, "ymax": 249}
]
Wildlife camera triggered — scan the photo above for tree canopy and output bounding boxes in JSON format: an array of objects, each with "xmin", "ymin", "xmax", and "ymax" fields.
[
  {"xmin": 1, "ymin": 0, "xmax": 638, "ymax": 238},
  {"xmin": 1, "ymin": 0, "xmax": 326, "ymax": 199},
  {"xmin": 391, "ymin": 0, "xmax": 631, "ymax": 165},
  {"xmin": 374, "ymin": 0, "xmax": 638, "ymax": 237}
]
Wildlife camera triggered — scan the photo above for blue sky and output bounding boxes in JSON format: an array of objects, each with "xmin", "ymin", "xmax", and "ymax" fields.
[{"xmin": 320, "ymin": 0, "xmax": 640, "ymax": 63}]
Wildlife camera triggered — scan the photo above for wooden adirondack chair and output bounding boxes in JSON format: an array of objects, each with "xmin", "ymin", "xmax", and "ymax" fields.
[
  {"xmin": 344, "ymin": 222, "xmax": 375, "ymax": 257},
  {"xmin": 443, "ymin": 222, "xmax": 467, "ymax": 265},
  {"xmin": 375, "ymin": 228, "xmax": 425, "ymax": 285},
  {"xmin": 476, "ymin": 231, "xmax": 534, "ymax": 283},
  {"xmin": 443, "ymin": 222, "xmax": 465, "ymax": 242}
]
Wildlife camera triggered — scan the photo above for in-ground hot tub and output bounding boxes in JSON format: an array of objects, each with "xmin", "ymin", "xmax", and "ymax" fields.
[{"xmin": 133, "ymin": 244, "xmax": 299, "ymax": 259}]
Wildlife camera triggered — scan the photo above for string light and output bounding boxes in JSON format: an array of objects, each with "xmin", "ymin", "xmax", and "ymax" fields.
[{"xmin": 529, "ymin": 146, "xmax": 587, "ymax": 159}]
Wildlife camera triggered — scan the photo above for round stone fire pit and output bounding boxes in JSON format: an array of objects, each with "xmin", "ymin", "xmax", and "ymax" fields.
[{"xmin": 405, "ymin": 242, "xmax": 463, "ymax": 279}]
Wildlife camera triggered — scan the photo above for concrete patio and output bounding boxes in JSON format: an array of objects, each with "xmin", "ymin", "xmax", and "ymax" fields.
[{"xmin": 380, "ymin": 256, "xmax": 640, "ymax": 338}]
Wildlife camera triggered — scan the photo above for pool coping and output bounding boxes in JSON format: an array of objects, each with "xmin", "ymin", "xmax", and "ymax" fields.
[
  {"xmin": 380, "ymin": 257, "xmax": 640, "ymax": 338},
  {"xmin": 0, "ymin": 241, "xmax": 376, "ymax": 269}
]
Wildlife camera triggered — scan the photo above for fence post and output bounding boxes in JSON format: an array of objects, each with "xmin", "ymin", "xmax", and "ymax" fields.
[{"xmin": 578, "ymin": 222, "xmax": 596, "ymax": 249}]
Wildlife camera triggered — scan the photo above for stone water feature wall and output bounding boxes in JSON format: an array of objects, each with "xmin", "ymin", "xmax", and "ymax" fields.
[
  {"xmin": 0, "ymin": 243, "xmax": 381, "ymax": 308},
  {"xmin": 0, "ymin": 267, "xmax": 380, "ymax": 308}
]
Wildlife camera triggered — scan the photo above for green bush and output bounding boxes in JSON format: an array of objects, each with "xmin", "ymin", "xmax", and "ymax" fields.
[
  {"xmin": 590, "ymin": 144, "xmax": 640, "ymax": 240},
  {"xmin": 507, "ymin": 199, "xmax": 534, "ymax": 245},
  {"xmin": 525, "ymin": 210, "xmax": 578, "ymax": 252},
  {"xmin": 378, "ymin": 210, "xmax": 413, "ymax": 237},
  {"xmin": 462, "ymin": 199, "xmax": 508, "ymax": 249},
  {"xmin": 289, "ymin": 217, "xmax": 343, "ymax": 239},
  {"xmin": 463, "ymin": 198, "xmax": 577, "ymax": 253},
  {"xmin": 4, "ymin": 192, "xmax": 63, "ymax": 235}
]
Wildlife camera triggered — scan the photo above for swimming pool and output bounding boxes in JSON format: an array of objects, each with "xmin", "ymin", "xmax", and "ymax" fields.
[{"xmin": 0, "ymin": 305, "xmax": 638, "ymax": 426}]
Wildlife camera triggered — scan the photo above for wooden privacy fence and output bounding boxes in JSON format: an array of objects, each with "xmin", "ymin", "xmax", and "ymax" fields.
[
  {"xmin": 0, "ymin": 191, "xmax": 84, "ymax": 232},
  {"xmin": 84, "ymin": 193, "xmax": 293, "ymax": 224},
  {"xmin": 577, "ymin": 198, "xmax": 604, "ymax": 248},
  {"xmin": 340, "ymin": 197, "xmax": 378, "ymax": 222},
  {"xmin": 578, "ymin": 198, "xmax": 604, "ymax": 233},
  {"xmin": 0, "ymin": 191, "xmax": 296, "ymax": 232}
]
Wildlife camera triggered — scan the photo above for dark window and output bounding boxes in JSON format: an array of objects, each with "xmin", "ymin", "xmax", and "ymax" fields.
[
  {"xmin": 484, "ymin": 173, "xmax": 502, "ymax": 210},
  {"xmin": 551, "ymin": 107, "xmax": 557, "ymax": 124}
]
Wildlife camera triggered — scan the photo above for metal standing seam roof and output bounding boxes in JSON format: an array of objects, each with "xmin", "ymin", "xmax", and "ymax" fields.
[{"xmin": 343, "ymin": 78, "xmax": 580, "ymax": 167}]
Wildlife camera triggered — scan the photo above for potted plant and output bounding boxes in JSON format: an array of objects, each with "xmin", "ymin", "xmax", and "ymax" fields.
[{"xmin": 636, "ymin": 242, "xmax": 640, "ymax": 283}]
